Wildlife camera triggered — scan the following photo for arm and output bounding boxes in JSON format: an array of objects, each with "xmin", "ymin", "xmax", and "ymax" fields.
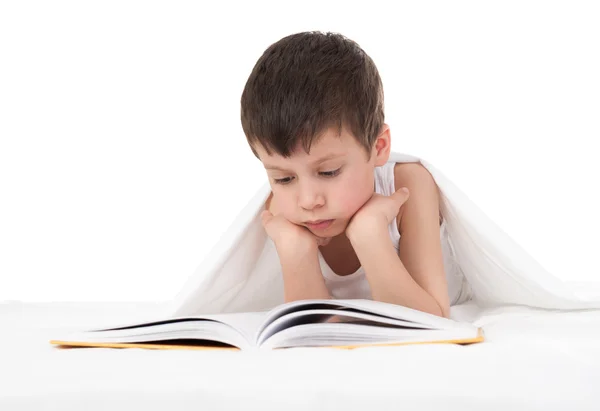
[
  {"xmin": 347, "ymin": 164, "xmax": 450, "ymax": 318},
  {"xmin": 395, "ymin": 165, "xmax": 451, "ymax": 317},
  {"xmin": 263, "ymin": 192, "xmax": 331, "ymax": 303},
  {"xmin": 279, "ymin": 246, "xmax": 331, "ymax": 303},
  {"xmin": 349, "ymin": 227, "xmax": 447, "ymax": 317}
]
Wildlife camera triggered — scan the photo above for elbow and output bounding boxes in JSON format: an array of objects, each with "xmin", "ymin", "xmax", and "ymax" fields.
[
  {"xmin": 439, "ymin": 302, "xmax": 451, "ymax": 319},
  {"xmin": 427, "ymin": 297, "xmax": 450, "ymax": 318},
  {"xmin": 427, "ymin": 305, "xmax": 447, "ymax": 318}
]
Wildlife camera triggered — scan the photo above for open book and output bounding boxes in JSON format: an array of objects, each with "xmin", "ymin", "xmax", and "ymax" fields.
[{"xmin": 50, "ymin": 299, "xmax": 484, "ymax": 351}]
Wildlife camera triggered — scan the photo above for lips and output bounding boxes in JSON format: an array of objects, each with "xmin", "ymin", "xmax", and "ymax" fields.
[{"xmin": 304, "ymin": 219, "xmax": 334, "ymax": 230}]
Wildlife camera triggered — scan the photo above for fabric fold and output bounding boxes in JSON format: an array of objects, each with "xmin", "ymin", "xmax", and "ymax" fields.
[{"xmin": 163, "ymin": 152, "xmax": 600, "ymax": 317}]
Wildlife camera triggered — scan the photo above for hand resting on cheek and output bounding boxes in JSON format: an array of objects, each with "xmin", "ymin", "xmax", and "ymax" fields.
[{"xmin": 260, "ymin": 193, "xmax": 332, "ymax": 261}]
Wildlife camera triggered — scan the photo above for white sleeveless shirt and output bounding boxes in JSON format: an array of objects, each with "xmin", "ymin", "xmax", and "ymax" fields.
[{"xmin": 317, "ymin": 161, "xmax": 471, "ymax": 306}]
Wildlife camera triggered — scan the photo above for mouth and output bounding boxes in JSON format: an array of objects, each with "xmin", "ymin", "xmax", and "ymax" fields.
[
  {"xmin": 305, "ymin": 219, "xmax": 328, "ymax": 224},
  {"xmin": 304, "ymin": 219, "xmax": 334, "ymax": 230}
]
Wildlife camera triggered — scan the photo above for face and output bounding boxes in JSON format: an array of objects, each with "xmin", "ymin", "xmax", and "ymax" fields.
[{"xmin": 254, "ymin": 124, "xmax": 392, "ymax": 239}]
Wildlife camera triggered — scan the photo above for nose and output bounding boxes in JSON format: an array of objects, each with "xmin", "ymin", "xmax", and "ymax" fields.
[{"xmin": 298, "ymin": 182, "xmax": 325, "ymax": 211}]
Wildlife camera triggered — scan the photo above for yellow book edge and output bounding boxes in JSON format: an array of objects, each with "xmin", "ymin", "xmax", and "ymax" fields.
[{"xmin": 49, "ymin": 328, "xmax": 485, "ymax": 351}]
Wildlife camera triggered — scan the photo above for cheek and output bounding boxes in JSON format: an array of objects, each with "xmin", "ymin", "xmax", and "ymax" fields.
[
  {"xmin": 334, "ymin": 174, "xmax": 373, "ymax": 217},
  {"xmin": 271, "ymin": 190, "xmax": 305, "ymax": 223},
  {"xmin": 273, "ymin": 192, "xmax": 296, "ymax": 216}
]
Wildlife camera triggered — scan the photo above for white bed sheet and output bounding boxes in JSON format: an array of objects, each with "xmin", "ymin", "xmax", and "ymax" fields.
[{"xmin": 1, "ymin": 300, "xmax": 600, "ymax": 411}]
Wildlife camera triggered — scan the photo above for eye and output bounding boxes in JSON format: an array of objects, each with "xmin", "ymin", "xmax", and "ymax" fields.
[
  {"xmin": 273, "ymin": 168, "xmax": 341, "ymax": 185},
  {"xmin": 273, "ymin": 177, "xmax": 293, "ymax": 185},
  {"xmin": 320, "ymin": 168, "xmax": 341, "ymax": 177}
]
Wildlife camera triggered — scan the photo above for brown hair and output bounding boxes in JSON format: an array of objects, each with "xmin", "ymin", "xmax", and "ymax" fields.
[{"xmin": 240, "ymin": 31, "xmax": 385, "ymax": 160}]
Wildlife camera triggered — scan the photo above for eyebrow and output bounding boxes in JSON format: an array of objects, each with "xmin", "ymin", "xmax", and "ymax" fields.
[{"xmin": 264, "ymin": 153, "xmax": 346, "ymax": 171}]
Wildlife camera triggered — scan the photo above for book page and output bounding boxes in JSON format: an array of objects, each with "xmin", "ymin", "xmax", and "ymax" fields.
[
  {"xmin": 257, "ymin": 309, "xmax": 441, "ymax": 346},
  {"xmin": 260, "ymin": 299, "xmax": 471, "ymax": 336},
  {"xmin": 260, "ymin": 322, "xmax": 481, "ymax": 350},
  {"xmin": 56, "ymin": 311, "xmax": 270, "ymax": 349},
  {"xmin": 206, "ymin": 311, "xmax": 268, "ymax": 344},
  {"xmin": 332, "ymin": 299, "xmax": 467, "ymax": 329}
]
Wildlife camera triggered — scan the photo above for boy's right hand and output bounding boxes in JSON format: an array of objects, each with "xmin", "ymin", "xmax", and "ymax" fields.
[{"xmin": 261, "ymin": 194, "xmax": 331, "ymax": 258}]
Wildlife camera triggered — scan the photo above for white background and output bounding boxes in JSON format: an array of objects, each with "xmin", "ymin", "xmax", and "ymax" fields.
[{"xmin": 1, "ymin": 1, "xmax": 598, "ymax": 302}]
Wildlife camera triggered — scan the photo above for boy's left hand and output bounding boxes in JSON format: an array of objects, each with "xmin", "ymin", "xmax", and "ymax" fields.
[{"xmin": 346, "ymin": 187, "xmax": 410, "ymax": 238}]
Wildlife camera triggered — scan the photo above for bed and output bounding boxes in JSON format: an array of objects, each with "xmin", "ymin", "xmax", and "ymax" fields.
[{"xmin": 2, "ymin": 300, "xmax": 599, "ymax": 410}]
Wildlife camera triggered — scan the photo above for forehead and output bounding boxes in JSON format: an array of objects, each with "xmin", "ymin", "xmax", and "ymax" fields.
[{"xmin": 255, "ymin": 127, "xmax": 357, "ymax": 164}]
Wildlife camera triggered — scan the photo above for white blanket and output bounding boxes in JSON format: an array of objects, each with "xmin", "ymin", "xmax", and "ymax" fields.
[
  {"xmin": 163, "ymin": 152, "xmax": 600, "ymax": 317},
  {"xmin": 3, "ymin": 301, "xmax": 600, "ymax": 410},
  {"xmin": 9, "ymin": 152, "xmax": 599, "ymax": 409}
]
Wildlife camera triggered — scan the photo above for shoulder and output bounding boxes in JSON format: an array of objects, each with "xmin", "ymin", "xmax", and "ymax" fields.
[
  {"xmin": 393, "ymin": 162, "xmax": 442, "ymax": 233},
  {"xmin": 393, "ymin": 162, "xmax": 432, "ymax": 182}
]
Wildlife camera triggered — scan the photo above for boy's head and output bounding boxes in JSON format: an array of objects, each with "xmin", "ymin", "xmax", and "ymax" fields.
[{"xmin": 241, "ymin": 31, "xmax": 392, "ymax": 238}]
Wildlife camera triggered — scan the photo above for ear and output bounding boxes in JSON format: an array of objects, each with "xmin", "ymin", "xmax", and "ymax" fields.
[{"xmin": 371, "ymin": 123, "xmax": 392, "ymax": 167}]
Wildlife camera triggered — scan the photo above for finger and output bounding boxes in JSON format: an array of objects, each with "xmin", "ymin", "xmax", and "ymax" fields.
[{"xmin": 396, "ymin": 187, "xmax": 410, "ymax": 200}]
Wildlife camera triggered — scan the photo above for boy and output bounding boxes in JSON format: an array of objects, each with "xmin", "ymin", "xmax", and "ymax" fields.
[{"xmin": 240, "ymin": 31, "xmax": 451, "ymax": 318}]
